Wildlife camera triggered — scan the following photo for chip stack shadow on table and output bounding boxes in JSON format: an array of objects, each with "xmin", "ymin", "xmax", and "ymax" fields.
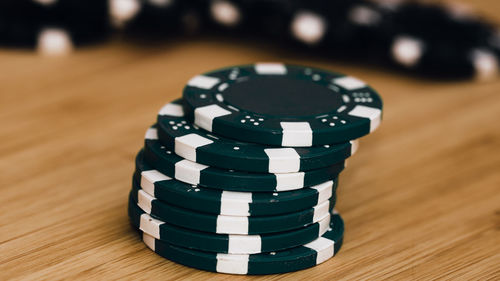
[{"xmin": 128, "ymin": 63, "xmax": 383, "ymax": 275}]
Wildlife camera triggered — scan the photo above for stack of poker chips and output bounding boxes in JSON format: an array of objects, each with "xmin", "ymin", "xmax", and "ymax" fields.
[{"xmin": 128, "ymin": 63, "xmax": 383, "ymax": 275}]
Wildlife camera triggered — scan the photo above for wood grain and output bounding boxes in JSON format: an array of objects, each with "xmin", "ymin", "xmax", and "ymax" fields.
[{"xmin": 1, "ymin": 1, "xmax": 500, "ymax": 280}]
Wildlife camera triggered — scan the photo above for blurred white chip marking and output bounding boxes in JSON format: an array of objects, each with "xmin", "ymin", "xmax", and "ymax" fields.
[
  {"xmin": 188, "ymin": 75, "xmax": 221, "ymax": 89},
  {"xmin": 470, "ymin": 49, "xmax": 499, "ymax": 81},
  {"xmin": 37, "ymin": 28, "xmax": 73, "ymax": 56},
  {"xmin": 143, "ymin": 233, "xmax": 156, "ymax": 250},
  {"xmin": 349, "ymin": 5, "xmax": 381, "ymax": 26},
  {"xmin": 446, "ymin": 2, "xmax": 476, "ymax": 21},
  {"xmin": 148, "ymin": 0, "xmax": 173, "ymax": 7},
  {"xmin": 255, "ymin": 63, "xmax": 287, "ymax": 75},
  {"xmin": 391, "ymin": 36, "xmax": 424, "ymax": 68},
  {"xmin": 158, "ymin": 103, "xmax": 184, "ymax": 117},
  {"xmin": 216, "ymin": 253, "xmax": 249, "ymax": 274},
  {"xmin": 110, "ymin": 0, "xmax": 141, "ymax": 28},
  {"xmin": 291, "ymin": 11, "xmax": 327, "ymax": 45},
  {"xmin": 211, "ymin": 0, "xmax": 241, "ymax": 27},
  {"xmin": 33, "ymin": 0, "xmax": 57, "ymax": 5},
  {"xmin": 333, "ymin": 76, "xmax": 366, "ymax": 90}
]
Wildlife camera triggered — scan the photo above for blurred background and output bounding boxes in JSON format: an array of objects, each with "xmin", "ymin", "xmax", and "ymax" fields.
[{"xmin": 1, "ymin": 0, "xmax": 499, "ymax": 280}]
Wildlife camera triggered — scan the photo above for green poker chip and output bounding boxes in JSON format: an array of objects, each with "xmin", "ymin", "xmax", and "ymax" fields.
[
  {"xmin": 134, "ymin": 150, "xmax": 338, "ymax": 217},
  {"xmin": 157, "ymin": 99, "xmax": 358, "ymax": 173},
  {"xmin": 182, "ymin": 63, "xmax": 383, "ymax": 147},
  {"xmin": 137, "ymin": 211, "xmax": 344, "ymax": 275},
  {"xmin": 143, "ymin": 125, "xmax": 345, "ymax": 192},
  {"xmin": 128, "ymin": 198, "xmax": 339, "ymax": 254},
  {"xmin": 129, "ymin": 188, "xmax": 335, "ymax": 235}
]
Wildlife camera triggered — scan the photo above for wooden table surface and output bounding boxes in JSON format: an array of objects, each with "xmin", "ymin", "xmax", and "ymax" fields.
[{"xmin": 1, "ymin": 2, "xmax": 500, "ymax": 280}]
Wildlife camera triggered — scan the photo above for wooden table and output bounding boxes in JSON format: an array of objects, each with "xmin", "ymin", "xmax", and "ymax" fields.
[{"xmin": 2, "ymin": 2, "xmax": 500, "ymax": 280}]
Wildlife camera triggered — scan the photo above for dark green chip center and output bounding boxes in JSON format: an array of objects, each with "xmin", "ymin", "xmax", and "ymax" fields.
[{"xmin": 223, "ymin": 76, "xmax": 342, "ymax": 117}]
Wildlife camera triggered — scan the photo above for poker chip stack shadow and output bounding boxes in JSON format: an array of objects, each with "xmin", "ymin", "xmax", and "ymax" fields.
[{"xmin": 128, "ymin": 63, "xmax": 383, "ymax": 275}]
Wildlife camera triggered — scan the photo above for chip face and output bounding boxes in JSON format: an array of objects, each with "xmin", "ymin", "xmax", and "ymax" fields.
[{"xmin": 183, "ymin": 63, "xmax": 383, "ymax": 147}]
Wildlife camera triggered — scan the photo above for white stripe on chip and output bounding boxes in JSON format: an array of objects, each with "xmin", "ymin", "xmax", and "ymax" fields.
[
  {"xmin": 348, "ymin": 105, "xmax": 382, "ymax": 132},
  {"xmin": 141, "ymin": 170, "xmax": 171, "ymax": 195},
  {"xmin": 187, "ymin": 75, "xmax": 221, "ymax": 89},
  {"xmin": 228, "ymin": 235, "xmax": 262, "ymax": 254},
  {"xmin": 310, "ymin": 181, "xmax": 333, "ymax": 204},
  {"xmin": 350, "ymin": 140, "xmax": 359, "ymax": 155},
  {"xmin": 304, "ymin": 237, "xmax": 335, "ymax": 265},
  {"xmin": 142, "ymin": 233, "xmax": 156, "ymax": 251},
  {"xmin": 333, "ymin": 76, "xmax": 367, "ymax": 90},
  {"xmin": 275, "ymin": 172, "xmax": 305, "ymax": 191},
  {"xmin": 221, "ymin": 191, "xmax": 252, "ymax": 216},
  {"xmin": 140, "ymin": 213, "xmax": 164, "ymax": 239},
  {"xmin": 175, "ymin": 134, "xmax": 214, "ymax": 162},
  {"xmin": 145, "ymin": 127, "xmax": 159, "ymax": 140},
  {"xmin": 280, "ymin": 122, "xmax": 313, "ymax": 147},
  {"xmin": 137, "ymin": 189, "xmax": 154, "ymax": 214},
  {"xmin": 194, "ymin": 104, "xmax": 232, "ymax": 132},
  {"xmin": 159, "ymin": 103, "xmax": 184, "ymax": 117},
  {"xmin": 216, "ymin": 253, "xmax": 249, "ymax": 274},
  {"xmin": 174, "ymin": 159, "xmax": 208, "ymax": 185},
  {"xmin": 313, "ymin": 200, "xmax": 330, "ymax": 222},
  {"xmin": 264, "ymin": 148, "xmax": 300, "ymax": 173},
  {"xmin": 318, "ymin": 214, "xmax": 331, "ymax": 234},
  {"xmin": 254, "ymin": 63, "xmax": 287, "ymax": 75},
  {"xmin": 216, "ymin": 215, "xmax": 249, "ymax": 234}
]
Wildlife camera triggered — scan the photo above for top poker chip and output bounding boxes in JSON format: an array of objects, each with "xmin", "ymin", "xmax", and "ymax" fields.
[{"xmin": 182, "ymin": 63, "xmax": 383, "ymax": 147}]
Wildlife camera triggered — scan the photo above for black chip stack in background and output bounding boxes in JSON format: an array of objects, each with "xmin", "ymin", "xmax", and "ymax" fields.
[
  {"xmin": 0, "ymin": 0, "xmax": 110, "ymax": 54},
  {"xmin": 111, "ymin": 0, "xmax": 500, "ymax": 80},
  {"xmin": 128, "ymin": 63, "xmax": 384, "ymax": 274},
  {"xmin": 0, "ymin": 0, "xmax": 498, "ymax": 80}
]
